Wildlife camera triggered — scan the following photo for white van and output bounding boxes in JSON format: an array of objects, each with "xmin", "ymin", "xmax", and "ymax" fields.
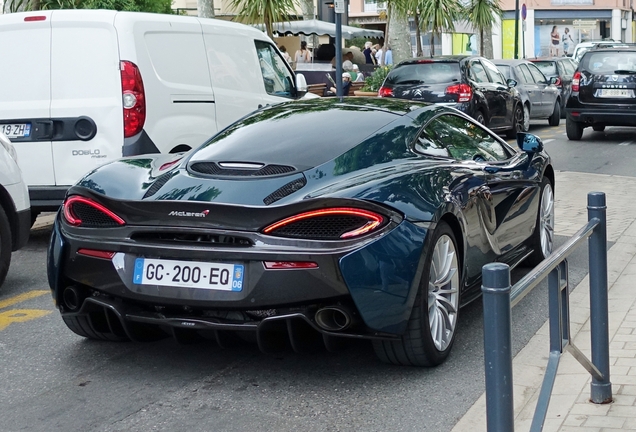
[{"xmin": 0, "ymin": 10, "xmax": 310, "ymax": 217}]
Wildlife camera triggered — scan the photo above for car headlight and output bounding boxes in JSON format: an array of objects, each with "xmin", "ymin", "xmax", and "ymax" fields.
[{"xmin": 0, "ymin": 132, "xmax": 18, "ymax": 163}]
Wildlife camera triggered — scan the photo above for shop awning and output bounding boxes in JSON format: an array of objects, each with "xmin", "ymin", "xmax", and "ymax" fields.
[{"xmin": 259, "ymin": 19, "xmax": 384, "ymax": 39}]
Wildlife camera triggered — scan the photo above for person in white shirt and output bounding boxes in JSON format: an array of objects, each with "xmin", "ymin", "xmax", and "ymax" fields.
[{"xmin": 374, "ymin": 44, "xmax": 384, "ymax": 66}]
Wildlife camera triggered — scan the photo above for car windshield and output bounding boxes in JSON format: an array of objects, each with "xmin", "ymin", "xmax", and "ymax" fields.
[
  {"xmin": 385, "ymin": 62, "xmax": 461, "ymax": 85},
  {"xmin": 533, "ymin": 61, "xmax": 558, "ymax": 76},
  {"xmin": 496, "ymin": 65, "xmax": 511, "ymax": 79},
  {"xmin": 584, "ymin": 51, "xmax": 636, "ymax": 73}
]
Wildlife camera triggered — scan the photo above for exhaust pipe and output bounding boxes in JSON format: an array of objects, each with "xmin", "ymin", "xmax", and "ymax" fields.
[
  {"xmin": 62, "ymin": 286, "xmax": 86, "ymax": 312},
  {"xmin": 315, "ymin": 306, "xmax": 353, "ymax": 332}
]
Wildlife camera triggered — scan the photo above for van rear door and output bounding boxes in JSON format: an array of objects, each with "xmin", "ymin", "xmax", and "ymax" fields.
[
  {"xmin": 49, "ymin": 10, "xmax": 123, "ymax": 186},
  {"xmin": 0, "ymin": 11, "xmax": 55, "ymax": 188}
]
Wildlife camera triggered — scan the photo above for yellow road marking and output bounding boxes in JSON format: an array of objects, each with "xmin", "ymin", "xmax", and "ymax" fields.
[
  {"xmin": 0, "ymin": 309, "xmax": 52, "ymax": 331},
  {"xmin": 0, "ymin": 290, "xmax": 50, "ymax": 310}
]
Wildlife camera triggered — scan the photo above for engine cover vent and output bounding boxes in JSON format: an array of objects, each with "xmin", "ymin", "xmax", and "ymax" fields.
[
  {"xmin": 263, "ymin": 177, "xmax": 307, "ymax": 205},
  {"xmin": 189, "ymin": 162, "xmax": 296, "ymax": 177}
]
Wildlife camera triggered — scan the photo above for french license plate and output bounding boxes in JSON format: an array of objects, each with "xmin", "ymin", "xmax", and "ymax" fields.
[
  {"xmin": 0, "ymin": 123, "xmax": 31, "ymax": 138},
  {"xmin": 133, "ymin": 258, "xmax": 244, "ymax": 291},
  {"xmin": 598, "ymin": 89, "xmax": 633, "ymax": 98}
]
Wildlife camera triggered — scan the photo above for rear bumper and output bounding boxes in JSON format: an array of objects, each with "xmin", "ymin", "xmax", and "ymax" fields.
[
  {"xmin": 29, "ymin": 186, "xmax": 68, "ymax": 212},
  {"xmin": 566, "ymin": 109, "xmax": 636, "ymax": 126}
]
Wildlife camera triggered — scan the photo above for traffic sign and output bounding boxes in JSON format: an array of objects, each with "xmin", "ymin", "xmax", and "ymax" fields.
[
  {"xmin": 573, "ymin": 19, "xmax": 597, "ymax": 30},
  {"xmin": 334, "ymin": 0, "xmax": 345, "ymax": 14},
  {"xmin": 521, "ymin": 4, "xmax": 527, "ymax": 21}
]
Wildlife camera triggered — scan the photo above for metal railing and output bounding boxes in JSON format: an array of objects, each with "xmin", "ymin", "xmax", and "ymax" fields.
[{"xmin": 481, "ymin": 191, "xmax": 612, "ymax": 432}]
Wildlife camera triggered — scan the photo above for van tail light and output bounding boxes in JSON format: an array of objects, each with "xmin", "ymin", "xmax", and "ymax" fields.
[
  {"xmin": 378, "ymin": 86, "xmax": 393, "ymax": 97},
  {"xmin": 62, "ymin": 196, "xmax": 125, "ymax": 228},
  {"xmin": 445, "ymin": 83, "xmax": 473, "ymax": 103},
  {"xmin": 572, "ymin": 71, "xmax": 581, "ymax": 92},
  {"xmin": 262, "ymin": 207, "xmax": 386, "ymax": 240},
  {"xmin": 120, "ymin": 61, "xmax": 146, "ymax": 138}
]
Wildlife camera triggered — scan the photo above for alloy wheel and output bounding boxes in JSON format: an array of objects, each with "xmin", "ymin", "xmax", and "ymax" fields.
[
  {"xmin": 523, "ymin": 105, "xmax": 530, "ymax": 131},
  {"xmin": 427, "ymin": 234, "xmax": 459, "ymax": 352},
  {"xmin": 514, "ymin": 106, "xmax": 524, "ymax": 133},
  {"xmin": 540, "ymin": 184, "xmax": 555, "ymax": 258}
]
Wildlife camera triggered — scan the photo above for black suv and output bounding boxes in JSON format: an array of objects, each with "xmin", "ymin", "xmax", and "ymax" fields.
[
  {"xmin": 565, "ymin": 47, "xmax": 636, "ymax": 140},
  {"xmin": 378, "ymin": 56, "xmax": 524, "ymax": 138}
]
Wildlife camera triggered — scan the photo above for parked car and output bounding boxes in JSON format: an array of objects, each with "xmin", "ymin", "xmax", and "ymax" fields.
[
  {"xmin": 572, "ymin": 40, "xmax": 627, "ymax": 62},
  {"xmin": 378, "ymin": 56, "xmax": 524, "ymax": 138},
  {"xmin": 529, "ymin": 57, "xmax": 579, "ymax": 117},
  {"xmin": 47, "ymin": 98, "xmax": 555, "ymax": 367},
  {"xmin": 0, "ymin": 132, "xmax": 30, "ymax": 288},
  {"xmin": 494, "ymin": 59, "xmax": 561, "ymax": 130},
  {"xmin": 565, "ymin": 47, "xmax": 636, "ymax": 140},
  {"xmin": 0, "ymin": 10, "xmax": 310, "ymax": 221}
]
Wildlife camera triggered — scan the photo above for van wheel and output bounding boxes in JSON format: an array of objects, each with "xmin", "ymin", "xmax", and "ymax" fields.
[
  {"xmin": 372, "ymin": 221, "xmax": 460, "ymax": 367},
  {"xmin": 0, "ymin": 206, "xmax": 11, "ymax": 287},
  {"xmin": 548, "ymin": 102, "xmax": 560, "ymax": 126},
  {"xmin": 566, "ymin": 118, "xmax": 584, "ymax": 140}
]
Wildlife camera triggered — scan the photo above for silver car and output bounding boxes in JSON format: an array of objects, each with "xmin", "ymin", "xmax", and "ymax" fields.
[{"xmin": 494, "ymin": 59, "xmax": 561, "ymax": 131}]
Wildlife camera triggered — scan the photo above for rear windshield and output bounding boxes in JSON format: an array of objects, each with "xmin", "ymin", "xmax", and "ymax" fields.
[
  {"xmin": 497, "ymin": 65, "xmax": 511, "ymax": 79},
  {"xmin": 385, "ymin": 62, "xmax": 461, "ymax": 85},
  {"xmin": 582, "ymin": 51, "xmax": 636, "ymax": 74},
  {"xmin": 533, "ymin": 61, "xmax": 557, "ymax": 76}
]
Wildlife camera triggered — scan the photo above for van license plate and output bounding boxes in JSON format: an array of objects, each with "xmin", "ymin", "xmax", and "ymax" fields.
[
  {"xmin": 599, "ymin": 89, "xmax": 633, "ymax": 98},
  {"xmin": 0, "ymin": 123, "xmax": 31, "ymax": 138},
  {"xmin": 133, "ymin": 258, "xmax": 244, "ymax": 291}
]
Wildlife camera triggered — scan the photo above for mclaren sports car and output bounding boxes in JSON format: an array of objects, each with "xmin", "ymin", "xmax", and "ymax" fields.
[{"xmin": 47, "ymin": 98, "xmax": 555, "ymax": 367}]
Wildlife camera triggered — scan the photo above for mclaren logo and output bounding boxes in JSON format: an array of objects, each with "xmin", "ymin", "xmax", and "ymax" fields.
[{"xmin": 168, "ymin": 210, "xmax": 210, "ymax": 218}]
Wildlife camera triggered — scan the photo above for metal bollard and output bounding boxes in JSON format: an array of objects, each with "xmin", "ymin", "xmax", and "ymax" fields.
[
  {"xmin": 482, "ymin": 262, "xmax": 514, "ymax": 432},
  {"xmin": 588, "ymin": 192, "xmax": 612, "ymax": 403}
]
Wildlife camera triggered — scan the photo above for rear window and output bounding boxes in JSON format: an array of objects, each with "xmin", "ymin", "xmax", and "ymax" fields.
[
  {"xmin": 582, "ymin": 51, "xmax": 636, "ymax": 74},
  {"xmin": 385, "ymin": 62, "xmax": 461, "ymax": 85},
  {"xmin": 533, "ymin": 61, "xmax": 558, "ymax": 76}
]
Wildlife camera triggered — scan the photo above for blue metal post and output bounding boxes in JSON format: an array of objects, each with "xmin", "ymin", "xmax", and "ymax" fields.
[
  {"xmin": 587, "ymin": 192, "xmax": 612, "ymax": 403},
  {"xmin": 482, "ymin": 263, "xmax": 515, "ymax": 432}
]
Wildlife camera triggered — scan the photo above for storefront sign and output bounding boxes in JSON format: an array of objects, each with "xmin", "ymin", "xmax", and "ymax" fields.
[{"xmin": 573, "ymin": 19, "xmax": 597, "ymax": 29}]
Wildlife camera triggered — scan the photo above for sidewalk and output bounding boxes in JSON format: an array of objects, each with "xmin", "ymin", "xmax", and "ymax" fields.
[{"xmin": 453, "ymin": 171, "xmax": 636, "ymax": 432}]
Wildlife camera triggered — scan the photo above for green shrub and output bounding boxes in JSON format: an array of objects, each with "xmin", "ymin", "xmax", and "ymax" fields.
[{"xmin": 361, "ymin": 65, "xmax": 393, "ymax": 92}]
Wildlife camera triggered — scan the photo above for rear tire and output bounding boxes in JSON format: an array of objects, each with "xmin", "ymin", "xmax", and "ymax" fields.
[
  {"xmin": 526, "ymin": 178, "xmax": 555, "ymax": 266},
  {"xmin": 548, "ymin": 102, "xmax": 560, "ymax": 126},
  {"xmin": 474, "ymin": 110, "xmax": 486, "ymax": 126},
  {"xmin": 506, "ymin": 104, "xmax": 523, "ymax": 139},
  {"xmin": 566, "ymin": 118, "xmax": 584, "ymax": 140},
  {"xmin": 373, "ymin": 221, "xmax": 460, "ymax": 367},
  {"xmin": 0, "ymin": 206, "xmax": 11, "ymax": 288},
  {"xmin": 592, "ymin": 125, "xmax": 605, "ymax": 132}
]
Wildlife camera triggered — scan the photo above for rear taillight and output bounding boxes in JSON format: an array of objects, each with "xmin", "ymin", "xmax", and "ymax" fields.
[
  {"xmin": 445, "ymin": 83, "xmax": 473, "ymax": 103},
  {"xmin": 24, "ymin": 16, "xmax": 46, "ymax": 21},
  {"xmin": 378, "ymin": 86, "xmax": 393, "ymax": 97},
  {"xmin": 62, "ymin": 196, "xmax": 125, "ymax": 227},
  {"xmin": 554, "ymin": 77, "xmax": 562, "ymax": 87},
  {"xmin": 262, "ymin": 208, "xmax": 385, "ymax": 240},
  {"xmin": 120, "ymin": 61, "xmax": 146, "ymax": 138},
  {"xmin": 572, "ymin": 71, "xmax": 581, "ymax": 92}
]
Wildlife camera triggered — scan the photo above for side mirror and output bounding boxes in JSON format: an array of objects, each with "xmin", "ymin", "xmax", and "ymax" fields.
[
  {"xmin": 549, "ymin": 77, "xmax": 558, "ymax": 85},
  {"xmin": 295, "ymin": 73, "xmax": 308, "ymax": 99},
  {"xmin": 517, "ymin": 133, "xmax": 544, "ymax": 153},
  {"xmin": 507, "ymin": 78, "xmax": 518, "ymax": 88}
]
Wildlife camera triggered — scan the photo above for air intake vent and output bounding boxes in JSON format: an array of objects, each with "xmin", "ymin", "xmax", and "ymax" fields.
[
  {"xmin": 72, "ymin": 202, "xmax": 122, "ymax": 227},
  {"xmin": 143, "ymin": 172, "xmax": 174, "ymax": 199},
  {"xmin": 263, "ymin": 177, "xmax": 307, "ymax": 205},
  {"xmin": 189, "ymin": 162, "xmax": 296, "ymax": 177},
  {"xmin": 269, "ymin": 215, "xmax": 371, "ymax": 240}
]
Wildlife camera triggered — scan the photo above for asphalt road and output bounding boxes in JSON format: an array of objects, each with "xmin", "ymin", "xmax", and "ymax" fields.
[{"xmin": 0, "ymin": 121, "xmax": 630, "ymax": 432}]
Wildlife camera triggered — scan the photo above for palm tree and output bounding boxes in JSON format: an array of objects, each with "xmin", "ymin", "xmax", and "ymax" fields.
[
  {"xmin": 229, "ymin": 0, "xmax": 299, "ymax": 40},
  {"xmin": 466, "ymin": 0, "xmax": 502, "ymax": 58},
  {"xmin": 385, "ymin": 0, "xmax": 412, "ymax": 65},
  {"xmin": 418, "ymin": 0, "xmax": 462, "ymax": 56}
]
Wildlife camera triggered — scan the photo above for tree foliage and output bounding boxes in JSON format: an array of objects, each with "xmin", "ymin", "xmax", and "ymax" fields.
[
  {"xmin": 417, "ymin": 0, "xmax": 462, "ymax": 56},
  {"xmin": 10, "ymin": 0, "xmax": 172, "ymax": 13},
  {"xmin": 229, "ymin": 0, "xmax": 299, "ymax": 40},
  {"xmin": 466, "ymin": 0, "xmax": 502, "ymax": 56}
]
